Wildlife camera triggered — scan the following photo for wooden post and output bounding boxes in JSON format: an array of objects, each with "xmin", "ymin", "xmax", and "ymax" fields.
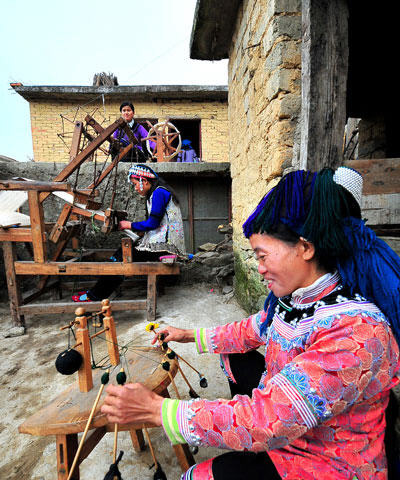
[
  {"xmin": 56, "ymin": 433, "xmax": 79, "ymax": 480},
  {"xmin": 28, "ymin": 190, "xmax": 47, "ymax": 263},
  {"xmin": 49, "ymin": 203, "xmax": 72, "ymax": 243},
  {"xmin": 121, "ymin": 237, "xmax": 133, "ymax": 264},
  {"xmin": 298, "ymin": 0, "xmax": 349, "ymax": 170},
  {"xmin": 2, "ymin": 241, "xmax": 25, "ymax": 328},
  {"xmin": 74, "ymin": 308, "xmax": 93, "ymax": 392},
  {"xmin": 101, "ymin": 300, "xmax": 120, "ymax": 366},
  {"xmin": 69, "ymin": 121, "xmax": 83, "ymax": 164},
  {"xmin": 129, "ymin": 429, "xmax": 145, "ymax": 452},
  {"xmin": 147, "ymin": 274, "xmax": 157, "ymax": 321}
]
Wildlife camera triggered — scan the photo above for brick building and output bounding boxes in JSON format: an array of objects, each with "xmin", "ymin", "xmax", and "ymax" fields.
[{"xmin": 12, "ymin": 84, "xmax": 228, "ymax": 164}]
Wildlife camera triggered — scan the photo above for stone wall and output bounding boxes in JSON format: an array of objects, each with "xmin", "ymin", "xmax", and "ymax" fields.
[
  {"xmin": 28, "ymin": 98, "xmax": 228, "ymax": 164},
  {"xmin": 227, "ymin": 0, "xmax": 302, "ymax": 311}
]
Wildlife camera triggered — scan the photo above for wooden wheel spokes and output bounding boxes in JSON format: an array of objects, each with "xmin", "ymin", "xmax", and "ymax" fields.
[{"xmin": 145, "ymin": 121, "xmax": 182, "ymax": 162}]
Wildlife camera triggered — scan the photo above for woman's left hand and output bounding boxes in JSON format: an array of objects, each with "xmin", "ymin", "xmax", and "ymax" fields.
[
  {"xmin": 118, "ymin": 220, "xmax": 132, "ymax": 230},
  {"xmin": 100, "ymin": 383, "xmax": 163, "ymax": 426}
]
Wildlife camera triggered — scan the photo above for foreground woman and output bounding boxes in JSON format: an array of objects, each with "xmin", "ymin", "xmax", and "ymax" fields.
[{"xmin": 101, "ymin": 167, "xmax": 400, "ymax": 479}]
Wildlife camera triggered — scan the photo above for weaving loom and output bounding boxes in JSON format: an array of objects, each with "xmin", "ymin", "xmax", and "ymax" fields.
[{"xmin": 0, "ymin": 115, "xmax": 180, "ymax": 330}]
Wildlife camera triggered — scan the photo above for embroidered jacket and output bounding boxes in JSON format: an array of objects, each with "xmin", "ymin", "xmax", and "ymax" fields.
[
  {"xmin": 162, "ymin": 272, "xmax": 400, "ymax": 479},
  {"xmin": 134, "ymin": 186, "xmax": 185, "ymax": 255}
]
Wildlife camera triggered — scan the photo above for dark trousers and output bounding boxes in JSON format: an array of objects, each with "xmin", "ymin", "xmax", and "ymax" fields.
[
  {"xmin": 211, "ymin": 350, "xmax": 281, "ymax": 480},
  {"xmin": 87, "ymin": 247, "xmax": 167, "ymax": 301}
]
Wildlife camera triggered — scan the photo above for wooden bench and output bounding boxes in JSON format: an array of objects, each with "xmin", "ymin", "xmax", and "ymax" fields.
[
  {"xmin": 16, "ymin": 259, "xmax": 180, "ymax": 322},
  {"xmin": 3, "ymin": 234, "xmax": 180, "ymax": 327}
]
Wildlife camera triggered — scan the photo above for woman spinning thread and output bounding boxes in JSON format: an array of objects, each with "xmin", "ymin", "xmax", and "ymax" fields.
[{"xmin": 101, "ymin": 166, "xmax": 400, "ymax": 480}]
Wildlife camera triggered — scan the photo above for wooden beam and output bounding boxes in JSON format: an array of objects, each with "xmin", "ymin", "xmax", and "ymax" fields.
[
  {"xmin": 77, "ymin": 427, "xmax": 106, "ymax": 464},
  {"xmin": 28, "ymin": 190, "xmax": 47, "ymax": 263},
  {"xmin": 0, "ymin": 228, "xmax": 33, "ymax": 242},
  {"xmin": 14, "ymin": 261, "xmax": 179, "ymax": 276},
  {"xmin": 122, "ymin": 237, "xmax": 133, "ymax": 263},
  {"xmin": 0, "ymin": 180, "xmax": 71, "ymax": 191},
  {"xmin": 86, "ymin": 143, "xmax": 133, "ymax": 190},
  {"xmin": 69, "ymin": 121, "xmax": 83, "ymax": 163},
  {"xmin": 121, "ymin": 122, "xmax": 139, "ymax": 145},
  {"xmin": 2, "ymin": 241, "xmax": 25, "ymax": 327},
  {"xmin": 344, "ymin": 158, "xmax": 400, "ymax": 195},
  {"xmin": 299, "ymin": 0, "xmax": 349, "ymax": 170},
  {"xmin": 49, "ymin": 204, "xmax": 72, "ymax": 243},
  {"xmin": 38, "ymin": 223, "xmax": 80, "ymax": 290},
  {"xmin": 56, "ymin": 434, "xmax": 79, "ymax": 480},
  {"xmin": 39, "ymin": 117, "xmax": 125, "ymax": 203},
  {"xmin": 18, "ymin": 299, "xmax": 147, "ymax": 315}
]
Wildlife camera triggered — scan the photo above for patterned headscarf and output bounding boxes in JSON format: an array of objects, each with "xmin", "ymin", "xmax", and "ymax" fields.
[{"xmin": 128, "ymin": 164, "xmax": 158, "ymax": 191}]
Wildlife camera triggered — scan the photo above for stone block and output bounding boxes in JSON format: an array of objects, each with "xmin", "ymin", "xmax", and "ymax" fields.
[
  {"xmin": 278, "ymin": 93, "xmax": 301, "ymax": 119},
  {"xmin": 263, "ymin": 40, "xmax": 300, "ymax": 73},
  {"xmin": 265, "ymin": 68, "xmax": 292, "ymax": 100},
  {"xmin": 198, "ymin": 242, "xmax": 218, "ymax": 252},
  {"xmin": 263, "ymin": 13, "xmax": 301, "ymax": 55},
  {"xmin": 267, "ymin": 0, "xmax": 301, "ymax": 16}
]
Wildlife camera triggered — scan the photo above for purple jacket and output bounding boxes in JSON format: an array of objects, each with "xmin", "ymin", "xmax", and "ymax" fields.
[
  {"xmin": 176, "ymin": 148, "xmax": 199, "ymax": 163},
  {"xmin": 113, "ymin": 122, "xmax": 155, "ymax": 151}
]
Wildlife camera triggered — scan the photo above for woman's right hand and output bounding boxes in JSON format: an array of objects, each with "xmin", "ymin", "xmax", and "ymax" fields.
[
  {"xmin": 151, "ymin": 326, "xmax": 195, "ymax": 345},
  {"xmin": 119, "ymin": 220, "xmax": 132, "ymax": 230}
]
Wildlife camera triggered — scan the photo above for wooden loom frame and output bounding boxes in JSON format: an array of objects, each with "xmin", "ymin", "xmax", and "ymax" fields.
[{"xmin": 0, "ymin": 116, "xmax": 179, "ymax": 329}]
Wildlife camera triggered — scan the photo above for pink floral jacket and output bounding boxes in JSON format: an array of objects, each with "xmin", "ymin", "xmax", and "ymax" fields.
[{"xmin": 162, "ymin": 272, "xmax": 400, "ymax": 479}]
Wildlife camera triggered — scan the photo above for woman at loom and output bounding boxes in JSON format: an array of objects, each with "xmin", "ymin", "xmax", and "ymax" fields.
[
  {"xmin": 101, "ymin": 166, "xmax": 400, "ymax": 480},
  {"xmin": 72, "ymin": 164, "xmax": 185, "ymax": 302}
]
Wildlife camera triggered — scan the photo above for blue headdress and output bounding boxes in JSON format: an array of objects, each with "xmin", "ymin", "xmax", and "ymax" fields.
[{"xmin": 243, "ymin": 167, "xmax": 400, "ymax": 341}]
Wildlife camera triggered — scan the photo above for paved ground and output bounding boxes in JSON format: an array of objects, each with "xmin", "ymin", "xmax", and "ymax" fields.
[{"xmin": 0, "ymin": 284, "xmax": 246, "ymax": 480}]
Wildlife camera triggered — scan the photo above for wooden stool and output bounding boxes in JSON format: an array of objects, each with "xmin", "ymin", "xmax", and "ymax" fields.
[{"xmin": 19, "ymin": 347, "xmax": 194, "ymax": 479}]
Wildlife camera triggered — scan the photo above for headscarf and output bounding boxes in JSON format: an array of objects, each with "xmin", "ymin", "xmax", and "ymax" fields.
[
  {"xmin": 243, "ymin": 167, "xmax": 400, "ymax": 341},
  {"xmin": 181, "ymin": 139, "xmax": 192, "ymax": 150},
  {"xmin": 127, "ymin": 164, "xmax": 158, "ymax": 191}
]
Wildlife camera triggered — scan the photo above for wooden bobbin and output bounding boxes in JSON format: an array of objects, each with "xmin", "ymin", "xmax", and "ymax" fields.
[{"xmin": 74, "ymin": 307, "xmax": 93, "ymax": 392}]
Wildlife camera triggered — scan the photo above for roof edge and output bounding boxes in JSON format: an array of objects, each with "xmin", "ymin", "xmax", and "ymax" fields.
[
  {"xmin": 11, "ymin": 84, "xmax": 228, "ymax": 102},
  {"xmin": 190, "ymin": 0, "xmax": 242, "ymax": 60}
]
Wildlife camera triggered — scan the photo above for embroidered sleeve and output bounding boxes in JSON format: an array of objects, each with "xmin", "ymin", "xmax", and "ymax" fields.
[
  {"xmin": 175, "ymin": 312, "xmax": 399, "ymax": 453},
  {"xmin": 131, "ymin": 188, "xmax": 171, "ymax": 231},
  {"xmin": 194, "ymin": 311, "xmax": 266, "ymax": 355}
]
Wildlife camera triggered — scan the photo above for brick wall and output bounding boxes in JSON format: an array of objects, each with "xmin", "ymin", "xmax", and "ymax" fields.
[
  {"xmin": 29, "ymin": 98, "xmax": 228, "ymax": 164},
  {"xmin": 228, "ymin": 0, "xmax": 302, "ymax": 311}
]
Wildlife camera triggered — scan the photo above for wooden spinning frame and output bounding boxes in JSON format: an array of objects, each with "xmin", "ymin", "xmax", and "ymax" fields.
[
  {"xmin": 0, "ymin": 114, "xmax": 179, "ymax": 330},
  {"xmin": 144, "ymin": 119, "xmax": 182, "ymax": 162},
  {"xmin": 18, "ymin": 301, "xmax": 195, "ymax": 479}
]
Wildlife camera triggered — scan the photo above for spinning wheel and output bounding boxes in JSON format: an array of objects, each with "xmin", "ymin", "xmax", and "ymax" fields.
[
  {"xmin": 18, "ymin": 304, "xmax": 196, "ymax": 479},
  {"xmin": 145, "ymin": 120, "xmax": 182, "ymax": 162}
]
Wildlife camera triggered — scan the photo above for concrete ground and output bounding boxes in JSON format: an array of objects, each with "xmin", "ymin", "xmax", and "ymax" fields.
[{"xmin": 0, "ymin": 284, "xmax": 246, "ymax": 480}]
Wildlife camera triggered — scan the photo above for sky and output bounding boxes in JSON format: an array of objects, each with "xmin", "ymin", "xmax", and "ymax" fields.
[{"xmin": 0, "ymin": 0, "xmax": 228, "ymax": 162}]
